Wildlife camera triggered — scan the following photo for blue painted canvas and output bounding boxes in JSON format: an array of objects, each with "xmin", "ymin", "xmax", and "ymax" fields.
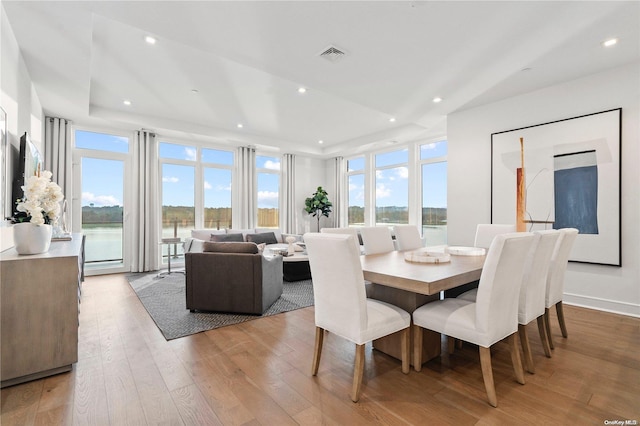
[{"xmin": 553, "ymin": 151, "xmax": 598, "ymax": 234}]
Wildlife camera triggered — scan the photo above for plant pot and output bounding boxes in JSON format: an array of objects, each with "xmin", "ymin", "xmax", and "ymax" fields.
[{"xmin": 13, "ymin": 223, "xmax": 52, "ymax": 255}]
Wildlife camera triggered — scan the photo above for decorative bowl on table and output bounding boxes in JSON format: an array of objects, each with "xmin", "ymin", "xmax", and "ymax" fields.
[
  {"xmin": 404, "ymin": 248, "xmax": 451, "ymax": 264},
  {"xmin": 270, "ymin": 247, "xmax": 290, "ymax": 257},
  {"xmin": 445, "ymin": 246, "xmax": 486, "ymax": 256}
]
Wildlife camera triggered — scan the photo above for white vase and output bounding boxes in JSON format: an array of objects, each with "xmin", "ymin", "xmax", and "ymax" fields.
[{"xmin": 13, "ymin": 223, "xmax": 52, "ymax": 255}]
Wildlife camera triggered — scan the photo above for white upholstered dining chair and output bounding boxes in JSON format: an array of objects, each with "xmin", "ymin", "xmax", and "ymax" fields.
[
  {"xmin": 443, "ymin": 223, "xmax": 517, "ymax": 299},
  {"xmin": 393, "ymin": 225, "xmax": 424, "ymax": 251},
  {"xmin": 413, "ymin": 232, "xmax": 535, "ymax": 407},
  {"xmin": 320, "ymin": 227, "xmax": 362, "ymax": 256},
  {"xmin": 359, "ymin": 226, "xmax": 395, "ymax": 255},
  {"xmin": 474, "ymin": 223, "xmax": 517, "ymax": 248},
  {"xmin": 304, "ymin": 232, "xmax": 411, "ymax": 402},
  {"xmin": 544, "ymin": 228, "xmax": 578, "ymax": 350},
  {"xmin": 458, "ymin": 230, "xmax": 561, "ymax": 372}
]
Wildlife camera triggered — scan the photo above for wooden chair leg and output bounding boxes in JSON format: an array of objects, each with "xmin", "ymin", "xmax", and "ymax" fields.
[
  {"xmin": 508, "ymin": 333, "xmax": 526, "ymax": 385},
  {"xmin": 311, "ymin": 327, "xmax": 324, "ymax": 376},
  {"xmin": 518, "ymin": 324, "xmax": 535, "ymax": 374},
  {"xmin": 456, "ymin": 339, "xmax": 463, "ymax": 349},
  {"xmin": 401, "ymin": 328, "xmax": 410, "ymax": 374},
  {"xmin": 537, "ymin": 315, "xmax": 552, "ymax": 358},
  {"xmin": 544, "ymin": 308, "xmax": 555, "ymax": 350},
  {"xmin": 351, "ymin": 344, "xmax": 365, "ymax": 402},
  {"xmin": 413, "ymin": 325, "xmax": 423, "ymax": 372},
  {"xmin": 556, "ymin": 302, "xmax": 568, "ymax": 338},
  {"xmin": 479, "ymin": 346, "xmax": 497, "ymax": 407}
]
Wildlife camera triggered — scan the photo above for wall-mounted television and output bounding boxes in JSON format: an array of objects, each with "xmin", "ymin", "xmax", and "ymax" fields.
[{"xmin": 11, "ymin": 132, "xmax": 43, "ymax": 214}]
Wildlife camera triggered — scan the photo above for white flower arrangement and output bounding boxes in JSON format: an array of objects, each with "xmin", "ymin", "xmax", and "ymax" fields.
[{"xmin": 13, "ymin": 170, "xmax": 64, "ymax": 226}]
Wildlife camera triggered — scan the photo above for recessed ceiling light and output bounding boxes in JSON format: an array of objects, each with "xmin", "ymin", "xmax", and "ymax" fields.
[
  {"xmin": 389, "ymin": 117, "xmax": 396, "ymax": 122},
  {"xmin": 318, "ymin": 140, "xmax": 324, "ymax": 144},
  {"xmin": 433, "ymin": 97, "xmax": 442, "ymax": 103},
  {"xmin": 237, "ymin": 123, "xmax": 243, "ymax": 129},
  {"xmin": 191, "ymin": 89, "xmax": 199, "ymax": 94},
  {"xmin": 298, "ymin": 87, "xmax": 307, "ymax": 94},
  {"xmin": 145, "ymin": 36, "xmax": 156, "ymax": 45},
  {"xmin": 603, "ymin": 38, "xmax": 618, "ymax": 47},
  {"xmin": 123, "ymin": 100, "xmax": 131, "ymax": 106}
]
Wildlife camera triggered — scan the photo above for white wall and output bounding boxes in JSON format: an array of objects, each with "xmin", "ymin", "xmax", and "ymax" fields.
[
  {"xmin": 294, "ymin": 155, "xmax": 328, "ymax": 234},
  {"xmin": 1, "ymin": 6, "xmax": 44, "ymax": 249},
  {"xmin": 448, "ymin": 62, "xmax": 640, "ymax": 317}
]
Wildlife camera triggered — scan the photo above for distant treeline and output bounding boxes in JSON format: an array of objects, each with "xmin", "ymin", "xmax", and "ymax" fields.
[
  {"xmin": 81, "ymin": 205, "xmax": 277, "ymax": 228},
  {"xmin": 83, "ymin": 205, "xmax": 445, "ymax": 226},
  {"xmin": 348, "ymin": 206, "xmax": 447, "ymax": 225}
]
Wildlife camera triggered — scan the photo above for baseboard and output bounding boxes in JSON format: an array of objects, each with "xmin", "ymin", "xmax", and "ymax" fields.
[{"xmin": 564, "ymin": 292, "xmax": 640, "ymax": 318}]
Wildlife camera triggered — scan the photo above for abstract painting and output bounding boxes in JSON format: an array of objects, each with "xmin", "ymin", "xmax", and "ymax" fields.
[{"xmin": 491, "ymin": 108, "xmax": 621, "ymax": 266}]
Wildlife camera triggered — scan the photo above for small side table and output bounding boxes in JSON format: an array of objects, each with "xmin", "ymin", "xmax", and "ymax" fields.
[{"xmin": 159, "ymin": 238, "xmax": 185, "ymax": 277}]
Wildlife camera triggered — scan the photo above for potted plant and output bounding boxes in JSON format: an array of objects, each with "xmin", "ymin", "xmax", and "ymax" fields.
[
  {"xmin": 11, "ymin": 170, "xmax": 64, "ymax": 254},
  {"xmin": 304, "ymin": 186, "xmax": 332, "ymax": 232}
]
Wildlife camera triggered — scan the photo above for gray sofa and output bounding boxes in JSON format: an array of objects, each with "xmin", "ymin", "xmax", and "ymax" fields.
[{"xmin": 185, "ymin": 242, "xmax": 283, "ymax": 315}]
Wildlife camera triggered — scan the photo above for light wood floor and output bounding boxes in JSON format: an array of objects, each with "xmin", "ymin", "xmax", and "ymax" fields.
[{"xmin": 2, "ymin": 273, "xmax": 639, "ymax": 425}]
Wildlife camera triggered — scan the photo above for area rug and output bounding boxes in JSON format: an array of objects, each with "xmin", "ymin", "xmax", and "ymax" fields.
[{"xmin": 127, "ymin": 272, "xmax": 314, "ymax": 340}]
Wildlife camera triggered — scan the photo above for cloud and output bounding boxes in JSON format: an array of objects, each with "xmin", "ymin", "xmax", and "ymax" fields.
[
  {"xmin": 82, "ymin": 192, "xmax": 120, "ymax": 206},
  {"xmin": 396, "ymin": 166, "xmax": 409, "ymax": 179},
  {"xmin": 258, "ymin": 190, "xmax": 279, "ymax": 207},
  {"xmin": 163, "ymin": 176, "xmax": 179, "ymax": 183},
  {"xmin": 376, "ymin": 184, "xmax": 391, "ymax": 198},
  {"xmin": 263, "ymin": 160, "xmax": 280, "ymax": 170},
  {"xmin": 185, "ymin": 147, "xmax": 197, "ymax": 161},
  {"xmin": 349, "ymin": 182, "xmax": 363, "ymax": 191},
  {"xmin": 258, "ymin": 190, "xmax": 278, "ymax": 201},
  {"xmin": 421, "ymin": 143, "xmax": 438, "ymax": 151},
  {"xmin": 204, "ymin": 181, "xmax": 231, "ymax": 191}
]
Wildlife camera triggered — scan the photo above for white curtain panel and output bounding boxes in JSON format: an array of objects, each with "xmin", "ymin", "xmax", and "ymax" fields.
[
  {"xmin": 44, "ymin": 117, "xmax": 73, "ymax": 228},
  {"xmin": 131, "ymin": 130, "xmax": 159, "ymax": 272},
  {"xmin": 281, "ymin": 153, "xmax": 297, "ymax": 233},
  {"xmin": 332, "ymin": 156, "xmax": 346, "ymax": 228},
  {"xmin": 235, "ymin": 146, "xmax": 256, "ymax": 229}
]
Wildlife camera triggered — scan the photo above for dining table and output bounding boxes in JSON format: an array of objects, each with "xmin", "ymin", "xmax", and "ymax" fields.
[{"xmin": 360, "ymin": 248, "xmax": 486, "ymax": 367}]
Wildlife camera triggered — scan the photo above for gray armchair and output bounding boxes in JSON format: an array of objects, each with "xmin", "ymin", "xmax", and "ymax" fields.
[{"xmin": 185, "ymin": 242, "xmax": 283, "ymax": 315}]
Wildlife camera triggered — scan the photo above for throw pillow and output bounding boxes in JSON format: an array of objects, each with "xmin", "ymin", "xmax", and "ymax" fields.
[
  {"xmin": 245, "ymin": 232, "xmax": 278, "ymax": 245},
  {"xmin": 203, "ymin": 242, "xmax": 259, "ymax": 254},
  {"xmin": 210, "ymin": 233, "xmax": 244, "ymax": 242}
]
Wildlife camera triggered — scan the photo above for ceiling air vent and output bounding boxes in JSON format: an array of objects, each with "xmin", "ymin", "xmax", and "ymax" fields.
[{"xmin": 318, "ymin": 45, "xmax": 346, "ymax": 63}]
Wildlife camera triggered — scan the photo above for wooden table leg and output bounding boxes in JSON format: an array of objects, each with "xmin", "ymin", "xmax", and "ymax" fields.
[{"xmin": 367, "ymin": 283, "xmax": 441, "ymax": 367}]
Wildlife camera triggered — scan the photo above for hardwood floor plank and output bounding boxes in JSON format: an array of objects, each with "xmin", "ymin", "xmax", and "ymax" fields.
[
  {"xmin": 171, "ymin": 383, "xmax": 224, "ymax": 425},
  {"xmin": 138, "ymin": 394, "xmax": 185, "ymax": 425},
  {"xmin": 103, "ymin": 362, "xmax": 146, "ymax": 425},
  {"xmin": 71, "ymin": 366, "xmax": 110, "ymax": 425},
  {"xmin": 1, "ymin": 274, "xmax": 638, "ymax": 426}
]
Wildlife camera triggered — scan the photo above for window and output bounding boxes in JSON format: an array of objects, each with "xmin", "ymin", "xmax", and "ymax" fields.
[
  {"xmin": 73, "ymin": 129, "xmax": 131, "ymax": 274},
  {"xmin": 159, "ymin": 142, "xmax": 234, "ymax": 265},
  {"xmin": 256, "ymin": 155, "xmax": 280, "ymax": 228},
  {"xmin": 375, "ymin": 149, "xmax": 409, "ymax": 225},
  {"xmin": 420, "ymin": 140, "xmax": 448, "ymax": 245},
  {"xmin": 161, "ymin": 163, "xmax": 195, "ymax": 242},
  {"xmin": 347, "ymin": 157, "xmax": 365, "ymax": 226},
  {"xmin": 76, "ymin": 130, "xmax": 129, "ymax": 153},
  {"xmin": 203, "ymin": 148, "xmax": 233, "ymax": 229}
]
